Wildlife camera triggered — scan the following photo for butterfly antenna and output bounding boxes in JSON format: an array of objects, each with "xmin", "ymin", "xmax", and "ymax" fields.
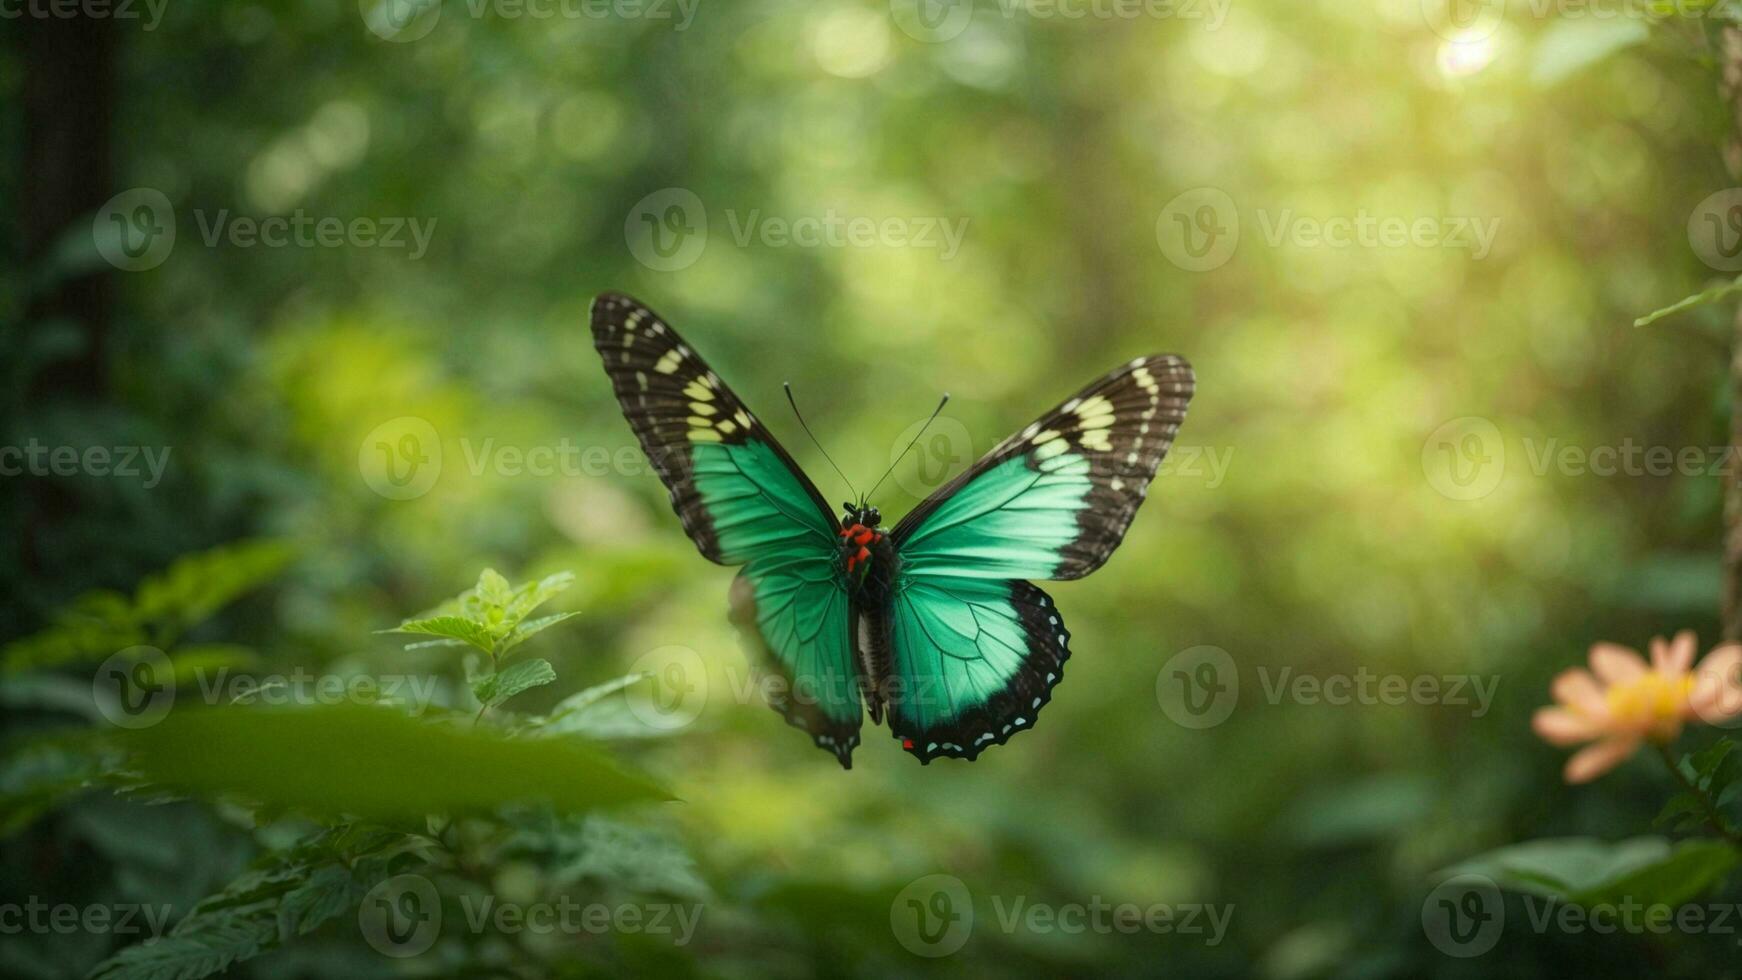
[
  {"xmin": 783, "ymin": 382, "xmax": 858, "ymax": 502},
  {"xmin": 864, "ymin": 393, "xmax": 950, "ymax": 503}
]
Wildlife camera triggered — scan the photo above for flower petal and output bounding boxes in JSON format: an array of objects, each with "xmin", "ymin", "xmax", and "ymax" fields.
[
  {"xmin": 1652, "ymin": 630, "xmax": 1697, "ymax": 677},
  {"xmin": 1690, "ymin": 644, "xmax": 1742, "ymax": 724},
  {"xmin": 1590, "ymin": 643, "xmax": 1648, "ymax": 685},
  {"xmin": 1532, "ymin": 707, "xmax": 1602, "ymax": 746},
  {"xmin": 1550, "ymin": 668, "xmax": 1607, "ymax": 717},
  {"xmin": 1563, "ymin": 736, "xmax": 1640, "ymax": 784}
]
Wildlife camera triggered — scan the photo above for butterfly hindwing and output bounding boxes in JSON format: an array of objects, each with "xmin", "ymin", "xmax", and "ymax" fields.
[
  {"xmin": 728, "ymin": 567, "xmax": 862, "ymax": 767},
  {"xmin": 885, "ymin": 578, "xmax": 1069, "ymax": 763},
  {"xmin": 591, "ymin": 293, "xmax": 863, "ymax": 765},
  {"xmin": 884, "ymin": 354, "xmax": 1194, "ymax": 762}
]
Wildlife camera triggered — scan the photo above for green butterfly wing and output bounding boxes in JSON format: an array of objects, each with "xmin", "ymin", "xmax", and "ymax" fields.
[
  {"xmin": 591, "ymin": 294, "xmax": 863, "ymax": 766},
  {"xmin": 886, "ymin": 577, "xmax": 1069, "ymax": 761},
  {"xmin": 886, "ymin": 355, "xmax": 1194, "ymax": 763}
]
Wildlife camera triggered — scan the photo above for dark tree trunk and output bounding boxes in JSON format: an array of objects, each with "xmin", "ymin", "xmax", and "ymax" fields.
[
  {"xmin": 1722, "ymin": 26, "xmax": 1742, "ymax": 640},
  {"xmin": 19, "ymin": 11, "xmax": 118, "ymax": 400},
  {"xmin": 14, "ymin": 13, "xmax": 119, "ymax": 590}
]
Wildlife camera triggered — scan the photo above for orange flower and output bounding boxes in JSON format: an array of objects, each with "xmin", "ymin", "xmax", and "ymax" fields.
[{"xmin": 1532, "ymin": 631, "xmax": 1742, "ymax": 784}]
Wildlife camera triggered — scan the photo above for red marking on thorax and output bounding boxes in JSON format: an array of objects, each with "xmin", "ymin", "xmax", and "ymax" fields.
[{"xmin": 840, "ymin": 523, "xmax": 882, "ymax": 574}]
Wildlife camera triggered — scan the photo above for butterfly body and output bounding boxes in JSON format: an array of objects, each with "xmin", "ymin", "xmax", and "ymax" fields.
[{"xmin": 591, "ymin": 292, "xmax": 1194, "ymax": 768}]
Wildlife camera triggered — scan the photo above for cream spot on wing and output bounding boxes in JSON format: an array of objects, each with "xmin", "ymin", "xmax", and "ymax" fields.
[
  {"xmin": 1063, "ymin": 398, "xmax": 1081, "ymax": 413},
  {"xmin": 1076, "ymin": 395, "xmax": 1113, "ymax": 420},
  {"xmin": 1031, "ymin": 429, "xmax": 1061, "ymax": 445},
  {"xmin": 734, "ymin": 409, "xmax": 752, "ymax": 428},
  {"xmin": 690, "ymin": 401, "xmax": 717, "ymax": 416},
  {"xmin": 635, "ymin": 371, "xmax": 648, "ymax": 390},
  {"xmin": 651, "ymin": 321, "xmax": 666, "ymax": 334},
  {"xmin": 1022, "ymin": 422, "xmax": 1040, "ymax": 440},
  {"xmin": 1110, "ymin": 477, "xmax": 1124, "ymax": 491},
  {"xmin": 718, "ymin": 420, "xmax": 737, "ymax": 435},
  {"xmin": 1081, "ymin": 428, "xmax": 1113, "ymax": 452},
  {"xmin": 654, "ymin": 350, "xmax": 683, "ymax": 374},
  {"xmin": 1035, "ymin": 438, "xmax": 1070, "ymax": 460},
  {"xmin": 683, "ymin": 380, "xmax": 714, "ymax": 402},
  {"xmin": 689, "ymin": 428, "xmax": 723, "ymax": 444}
]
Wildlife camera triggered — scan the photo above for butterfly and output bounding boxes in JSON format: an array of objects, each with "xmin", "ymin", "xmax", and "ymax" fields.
[{"xmin": 591, "ymin": 292, "xmax": 1194, "ymax": 767}]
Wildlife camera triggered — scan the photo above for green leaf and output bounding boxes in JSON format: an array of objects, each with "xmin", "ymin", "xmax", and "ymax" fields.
[
  {"xmin": 2, "ymin": 539, "xmax": 294, "ymax": 674},
  {"xmin": 554, "ymin": 816, "xmax": 711, "ymax": 900},
  {"xmin": 473, "ymin": 658, "xmax": 557, "ymax": 709},
  {"xmin": 546, "ymin": 673, "xmax": 653, "ymax": 722},
  {"xmin": 536, "ymin": 694, "xmax": 687, "ymax": 740},
  {"xmin": 387, "ymin": 569, "xmax": 579, "ymax": 657},
  {"xmin": 1530, "ymin": 18, "xmax": 1649, "ymax": 89},
  {"xmin": 118, "ymin": 703, "xmax": 672, "ymax": 819},
  {"xmin": 478, "ymin": 568, "xmax": 512, "ymax": 601},
  {"xmin": 0, "ymin": 730, "xmax": 118, "ymax": 836},
  {"xmin": 499, "ymin": 611, "xmax": 582, "ymax": 654},
  {"xmin": 1635, "ymin": 275, "xmax": 1742, "ymax": 327},
  {"xmin": 274, "ymin": 865, "xmax": 356, "ymax": 938},
  {"xmin": 507, "ymin": 571, "xmax": 576, "ymax": 623},
  {"xmin": 380, "ymin": 615, "xmax": 495, "ymax": 655},
  {"xmin": 131, "ymin": 539, "xmax": 298, "ymax": 633},
  {"xmin": 398, "ymin": 638, "xmax": 471, "ymax": 651},
  {"xmin": 1443, "ymin": 836, "xmax": 1740, "ymax": 908},
  {"xmin": 1688, "ymin": 738, "xmax": 1737, "ymax": 788},
  {"xmin": 1580, "ymin": 839, "xmax": 1740, "ymax": 908},
  {"xmin": 1653, "ymin": 792, "xmax": 1705, "ymax": 832},
  {"xmin": 88, "ymin": 912, "xmax": 276, "ymax": 980}
]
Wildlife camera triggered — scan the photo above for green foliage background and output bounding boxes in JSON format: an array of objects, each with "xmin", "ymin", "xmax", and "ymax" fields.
[{"xmin": 7, "ymin": 2, "xmax": 1742, "ymax": 977}]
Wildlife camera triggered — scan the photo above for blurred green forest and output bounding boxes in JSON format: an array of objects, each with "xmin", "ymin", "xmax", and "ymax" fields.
[{"xmin": 8, "ymin": 1, "xmax": 1742, "ymax": 977}]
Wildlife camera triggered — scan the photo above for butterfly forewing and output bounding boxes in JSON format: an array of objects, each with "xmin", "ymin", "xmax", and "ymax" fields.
[
  {"xmin": 590, "ymin": 292, "xmax": 838, "ymax": 562},
  {"xmin": 893, "ymin": 354, "xmax": 1194, "ymax": 580},
  {"xmin": 590, "ymin": 293, "xmax": 863, "ymax": 766}
]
